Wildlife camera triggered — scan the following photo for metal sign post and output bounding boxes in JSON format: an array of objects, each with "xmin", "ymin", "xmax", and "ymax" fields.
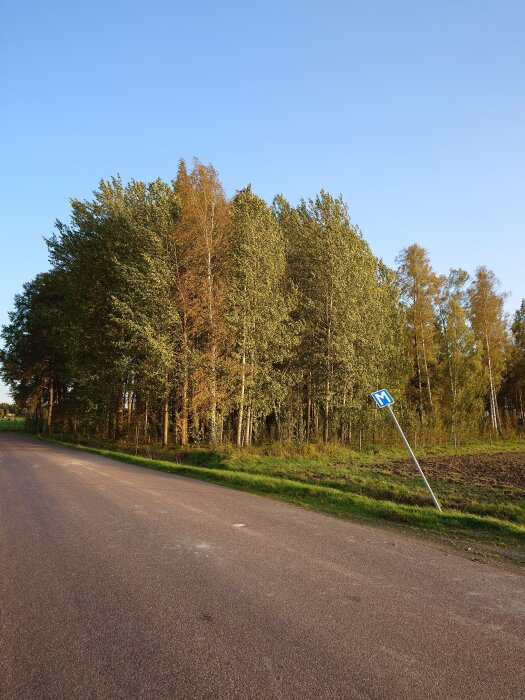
[{"xmin": 371, "ymin": 390, "xmax": 442, "ymax": 513}]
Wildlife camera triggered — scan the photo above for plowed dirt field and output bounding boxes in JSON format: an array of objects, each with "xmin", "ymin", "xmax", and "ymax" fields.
[{"xmin": 382, "ymin": 451, "xmax": 525, "ymax": 490}]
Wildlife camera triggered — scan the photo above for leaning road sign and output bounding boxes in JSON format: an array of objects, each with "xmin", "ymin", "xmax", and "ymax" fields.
[
  {"xmin": 371, "ymin": 389, "xmax": 394, "ymax": 408},
  {"xmin": 371, "ymin": 390, "xmax": 442, "ymax": 512}
]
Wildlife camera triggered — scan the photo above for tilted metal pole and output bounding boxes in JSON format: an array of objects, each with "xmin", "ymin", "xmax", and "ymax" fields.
[{"xmin": 387, "ymin": 404, "xmax": 442, "ymax": 512}]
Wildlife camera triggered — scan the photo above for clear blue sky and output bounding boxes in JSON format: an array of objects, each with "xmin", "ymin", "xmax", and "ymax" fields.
[{"xmin": 1, "ymin": 0, "xmax": 524, "ymax": 402}]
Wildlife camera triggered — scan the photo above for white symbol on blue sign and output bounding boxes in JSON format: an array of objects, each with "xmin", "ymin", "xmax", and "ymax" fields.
[{"xmin": 371, "ymin": 389, "xmax": 394, "ymax": 408}]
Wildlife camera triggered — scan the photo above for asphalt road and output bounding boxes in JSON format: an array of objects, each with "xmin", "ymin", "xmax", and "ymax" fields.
[{"xmin": 1, "ymin": 434, "xmax": 524, "ymax": 699}]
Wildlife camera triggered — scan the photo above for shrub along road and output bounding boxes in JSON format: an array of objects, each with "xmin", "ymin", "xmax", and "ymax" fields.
[{"xmin": 1, "ymin": 433, "xmax": 524, "ymax": 699}]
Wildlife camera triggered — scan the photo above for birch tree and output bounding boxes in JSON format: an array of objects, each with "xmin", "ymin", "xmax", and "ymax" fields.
[
  {"xmin": 468, "ymin": 267, "xmax": 508, "ymax": 437},
  {"xmin": 396, "ymin": 244, "xmax": 441, "ymax": 424},
  {"xmin": 436, "ymin": 270, "xmax": 485, "ymax": 442},
  {"xmin": 47, "ymin": 177, "xmax": 180, "ymax": 441},
  {"xmin": 506, "ymin": 300, "xmax": 525, "ymax": 429},
  {"xmin": 284, "ymin": 191, "xmax": 400, "ymax": 442},
  {"xmin": 227, "ymin": 186, "xmax": 292, "ymax": 447}
]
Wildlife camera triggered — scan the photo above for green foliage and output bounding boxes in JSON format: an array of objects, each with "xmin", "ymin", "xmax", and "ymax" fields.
[
  {"xmin": 0, "ymin": 161, "xmax": 520, "ymax": 450},
  {"xmin": 468, "ymin": 266, "xmax": 509, "ymax": 436},
  {"xmin": 227, "ymin": 186, "xmax": 294, "ymax": 445},
  {"xmin": 436, "ymin": 269, "xmax": 486, "ymax": 440},
  {"xmin": 396, "ymin": 243, "xmax": 442, "ymax": 422},
  {"xmin": 45, "ymin": 177, "xmax": 181, "ymax": 436},
  {"xmin": 501, "ymin": 299, "xmax": 525, "ymax": 432},
  {"xmin": 0, "ymin": 270, "xmax": 69, "ymax": 430},
  {"xmin": 0, "ymin": 416, "xmax": 25, "ymax": 429},
  {"xmin": 279, "ymin": 191, "xmax": 407, "ymax": 442}
]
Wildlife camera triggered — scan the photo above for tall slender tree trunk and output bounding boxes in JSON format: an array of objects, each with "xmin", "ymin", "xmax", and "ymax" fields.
[
  {"xmin": 246, "ymin": 400, "xmax": 253, "ymax": 447},
  {"xmin": 47, "ymin": 382, "xmax": 54, "ymax": 433},
  {"xmin": 116, "ymin": 378, "xmax": 124, "ymax": 439},
  {"xmin": 492, "ymin": 382, "xmax": 504, "ymax": 438},
  {"xmin": 181, "ymin": 369, "xmax": 189, "ymax": 448},
  {"xmin": 414, "ymin": 332, "xmax": 424, "ymax": 424},
  {"xmin": 162, "ymin": 396, "xmax": 169, "ymax": 447},
  {"xmin": 127, "ymin": 391, "xmax": 133, "ymax": 425},
  {"xmin": 485, "ymin": 333, "xmax": 500, "ymax": 434},
  {"xmin": 179, "ymin": 323, "xmax": 189, "ymax": 447},
  {"xmin": 306, "ymin": 374, "xmax": 312, "ymax": 441},
  {"xmin": 447, "ymin": 348, "xmax": 457, "ymax": 442},
  {"xmin": 297, "ymin": 391, "xmax": 304, "ymax": 442},
  {"xmin": 206, "ymin": 248, "xmax": 217, "ymax": 443},
  {"xmin": 420, "ymin": 323, "xmax": 433, "ymax": 408},
  {"xmin": 237, "ymin": 320, "xmax": 246, "ymax": 448},
  {"xmin": 324, "ymin": 378, "xmax": 330, "ymax": 443},
  {"xmin": 162, "ymin": 368, "xmax": 169, "ymax": 447},
  {"xmin": 218, "ymin": 411, "xmax": 224, "ymax": 444},
  {"xmin": 324, "ymin": 290, "xmax": 333, "ymax": 443},
  {"xmin": 190, "ymin": 393, "xmax": 199, "ymax": 443},
  {"xmin": 36, "ymin": 393, "xmax": 41, "ymax": 433},
  {"xmin": 490, "ymin": 380, "xmax": 497, "ymax": 432}
]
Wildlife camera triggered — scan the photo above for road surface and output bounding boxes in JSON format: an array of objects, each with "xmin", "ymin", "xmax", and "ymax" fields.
[{"xmin": 1, "ymin": 433, "xmax": 524, "ymax": 699}]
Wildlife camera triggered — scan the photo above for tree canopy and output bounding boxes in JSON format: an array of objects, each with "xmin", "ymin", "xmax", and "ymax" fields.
[{"xmin": 2, "ymin": 160, "xmax": 522, "ymax": 445}]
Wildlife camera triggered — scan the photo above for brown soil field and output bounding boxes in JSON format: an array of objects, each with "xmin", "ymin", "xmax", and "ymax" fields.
[{"xmin": 381, "ymin": 452, "xmax": 525, "ymax": 489}]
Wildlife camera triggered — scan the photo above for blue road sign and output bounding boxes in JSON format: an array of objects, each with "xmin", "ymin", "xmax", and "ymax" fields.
[
  {"xmin": 371, "ymin": 389, "xmax": 394, "ymax": 408},
  {"xmin": 369, "ymin": 387, "xmax": 441, "ymax": 511}
]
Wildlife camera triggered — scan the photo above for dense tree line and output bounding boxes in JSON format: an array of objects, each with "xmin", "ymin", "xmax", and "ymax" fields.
[{"xmin": 2, "ymin": 159, "xmax": 524, "ymax": 446}]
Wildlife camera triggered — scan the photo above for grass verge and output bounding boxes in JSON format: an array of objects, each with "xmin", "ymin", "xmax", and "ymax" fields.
[{"xmin": 0, "ymin": 418, "xmax": 25, "ymax": 430}]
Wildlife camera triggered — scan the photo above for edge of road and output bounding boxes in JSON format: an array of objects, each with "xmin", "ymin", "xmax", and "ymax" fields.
[{"xmin": 3, "ymin": 430, "xmax": 524, "ymax": 569}]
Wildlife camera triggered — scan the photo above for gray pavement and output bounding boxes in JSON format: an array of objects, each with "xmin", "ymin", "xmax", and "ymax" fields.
[{"xmin": 0, "ymin": 433, "xmax": 524, "ymax": 699}]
